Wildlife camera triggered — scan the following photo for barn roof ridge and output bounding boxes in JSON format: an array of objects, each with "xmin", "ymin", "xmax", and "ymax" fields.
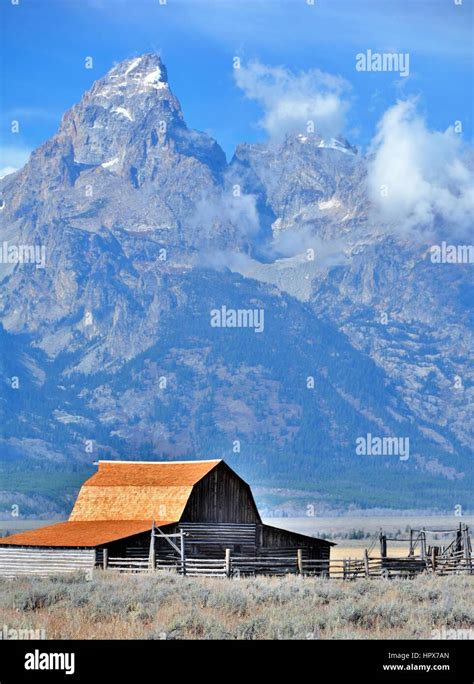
[{"xmin": 97, "ymin": 458, "xmax": 222, "ymax": 465}]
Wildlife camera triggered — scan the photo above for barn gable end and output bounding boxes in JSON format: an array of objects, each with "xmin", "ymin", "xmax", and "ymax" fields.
[{"xmin": 181, "ymin": 461, "xmax": 261, "ymax": 524}]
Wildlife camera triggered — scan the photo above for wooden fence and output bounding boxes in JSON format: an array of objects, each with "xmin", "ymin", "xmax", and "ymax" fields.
[
  {"xmin": 105, "ymin": 550, "xmax": 473, "ymax": 579},
  {"xmin": 1, "ymin": 549, "xmax": 470, "ymax": 580}
]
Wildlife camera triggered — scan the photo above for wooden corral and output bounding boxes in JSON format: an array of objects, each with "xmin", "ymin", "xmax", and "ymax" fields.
[
  {"xmin": 374, "ymin": 524, "xmax": 473, "ymax": 579},
  {"xmin": 0, "ymin": 459, "xmax": 332, "ymax": 578},
  {"xmin": 309, "ymin": 524, "xmax": 473, "ymax": 580}
]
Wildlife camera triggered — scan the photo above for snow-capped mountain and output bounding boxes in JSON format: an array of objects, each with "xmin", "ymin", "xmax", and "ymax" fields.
[{"xmin": 0, "ymin": 55, "xmax": 471, "ymax": 516}]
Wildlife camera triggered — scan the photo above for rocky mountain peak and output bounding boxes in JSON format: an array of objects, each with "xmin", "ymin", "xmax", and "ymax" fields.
[
  {"xmin": 89, "ymin": 53, "xmax": 171, "ymax": 102},
  {"xmin": 0, "ymin": 54, "xmax": 226, "ymax": 211},
  {"xmin": 56, "ymin": 53, "xmax": 187, "ymax": 170}
]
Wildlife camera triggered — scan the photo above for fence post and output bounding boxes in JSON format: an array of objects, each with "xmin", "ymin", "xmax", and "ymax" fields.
[
  {"xmin": 379, "ymin": 531, "xmax": 387, "ymax": 559},
  {"xmin": 148, "ymin": 521, "xmax": 156, "ymax": 572},
  {"xmin": 225, "ymin": 548, "xmax": 231, "ymax": 578},
  {"xmin": 364, "ymin": 549, "xmax": 369, "ymax": 577},
  {"xmin": 462, "ymin": 524, "xmax": 470, "ymax": 566},
  {"xmin": 296, "ymin": 549, "xmax": 303, "ymax": 576},
  {"xmin": 180, "ymin": 529, "xmax": 186, "ymax": 576},
  {"xmin": 431, "ymin": 547, "xmax": 437, "ymax": 573},
  {"xmin": 466, "ymin": 526, "xmax": 473, "ymax": 574},
  {"xmin": 103, "ymin": 547, "xmax": 108, "ymax": 571},
  {"xmin": 420, "ymin": 528, "xmax": 427, "ymax": 561}
]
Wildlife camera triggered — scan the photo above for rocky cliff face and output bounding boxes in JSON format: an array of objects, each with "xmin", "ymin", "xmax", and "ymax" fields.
[
  {"xmin": 0, "ymin": 55, "xmax": 471, "ymax": 515},
  {"xmin": 229, "ymin": 133, "xmax": 473, "ymax": 453}
]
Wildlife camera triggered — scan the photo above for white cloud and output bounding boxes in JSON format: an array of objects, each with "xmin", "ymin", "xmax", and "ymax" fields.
[
  {"xmin": 190, "ymin": 190, "xmax": 260, "ymax": 238},
  {"xmin": 270, "ymin": 225, "xmax": 348, "ymax": 267},
  {"xmin": 367, "ymin": 99, "xmax": 474, "ymax": 235},
  {"xmin": 0, "ymin": 146, "xmax": 31, "ymax": 180},
  {"xmin": 0, "ymin": 166, "xmax": 19, "ymax": 180},
  {"xmin": 234, "ymin": 60, "xmax": 350, "ymax": 140}
]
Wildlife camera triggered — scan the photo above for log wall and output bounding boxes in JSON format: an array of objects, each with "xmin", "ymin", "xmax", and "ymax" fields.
[{"xmin": 0, "ymin": 547, "xmax": 96, "ymax": 578}]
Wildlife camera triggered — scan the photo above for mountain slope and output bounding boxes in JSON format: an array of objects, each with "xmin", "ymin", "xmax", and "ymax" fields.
[{"xmin": 0, "ymin": 55, "xmax": 471, "ymax": 516}]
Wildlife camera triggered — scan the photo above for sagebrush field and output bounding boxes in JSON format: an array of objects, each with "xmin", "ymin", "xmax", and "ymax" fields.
[{"xmin": 0, "ymin": 572, "xmax": 472, "ymax": 640}]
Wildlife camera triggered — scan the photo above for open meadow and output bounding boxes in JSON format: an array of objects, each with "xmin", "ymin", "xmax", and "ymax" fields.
[
  {"xmin": 0, "ymin": 516, "xmax": 472, "ymax": 640},
  {"xmin": 0, "ymin": 571, "xmax": 472, "ymax": 640}
]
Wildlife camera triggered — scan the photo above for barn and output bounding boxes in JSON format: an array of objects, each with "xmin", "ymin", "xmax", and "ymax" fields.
[{"xmin": 0, "ymin": 459, "xmax": 333, "ymax": 577}]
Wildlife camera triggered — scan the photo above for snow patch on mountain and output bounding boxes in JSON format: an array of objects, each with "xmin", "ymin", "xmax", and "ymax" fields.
[
  {"xmin": 318, "ymin": 138, "xmax": 356, "ymax": 155},
  {"xmin": 101, "ymin": 157, "xmax": 119, "ymax": 168},
  {"xmin": 318, "ymin": 198, "xmax": 342, "ymax": 210},
  {"xmin": 124, "ymin": 57, "xmax": 142, "ymax": 75},
  {"xmin": 142, "ymin": 67, "xmax": 167, "ymax": 89},
  {"xmin": 112, "ymin": 106, "xmax": 134, "ymax": 121}
]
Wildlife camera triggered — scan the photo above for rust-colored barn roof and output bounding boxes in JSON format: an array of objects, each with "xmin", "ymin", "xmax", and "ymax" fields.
[
  {"xmin": 0, "ymin": 520, "xmax": 162, "ymax": 548},
  {"xmin": 69, "ymin": 459, "xmax": 221, "ymax": 523},
  {"xmin": 83, "ymin": 460, "xmax": 221, "ymax": 487}
]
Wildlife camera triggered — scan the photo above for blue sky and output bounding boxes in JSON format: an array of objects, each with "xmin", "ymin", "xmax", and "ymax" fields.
[{"xmin": 0, "ymin": 0, "xmax": 472, "ymax": 168}]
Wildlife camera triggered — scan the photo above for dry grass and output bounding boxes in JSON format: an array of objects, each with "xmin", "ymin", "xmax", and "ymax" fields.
[
  {"xmin": 331, "ymin": 543, "xmax": 409, "ymax": 560},
  {"xmin": 0, "ymin": 572, "xmax": 472, "ymax": 640}
]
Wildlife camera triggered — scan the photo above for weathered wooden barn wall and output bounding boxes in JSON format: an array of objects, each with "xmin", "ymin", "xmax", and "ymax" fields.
[
  {"xmin": 0, "ymin": 547, "xmax": 95, "ymax": 578},
  {"xmin": 95, "ymin": 530, "xmax": 159, "ymax": 561},
  {"xmin": 179, "ymin": 523, "xmax": 258, "ymax": 556},
  {"xmin": 181, "ymin": 462, "xmax": 261, "ymax": 523},
  {"xmin": 260, "ymin": 525, "xmax": 330, "ymax": 560},
  {"xmin": 111, "ymin": 523, "xmax": 259, "ymax": 559},
  {"xmin": 102, "ymin": 521, "xmax": 331, "ymax": 562}
]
